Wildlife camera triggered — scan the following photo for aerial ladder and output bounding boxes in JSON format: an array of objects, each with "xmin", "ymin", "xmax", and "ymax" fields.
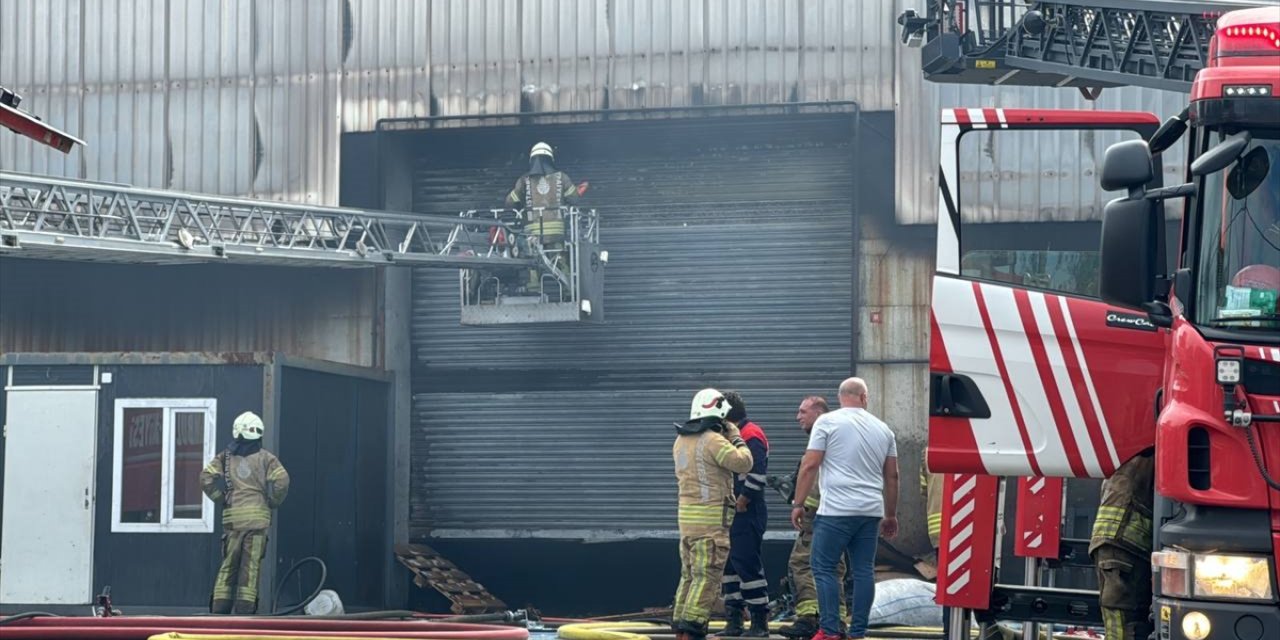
[
  {"xmin": 900, "ymin": 2, "xmax": 1279, "ymax": 640},
  {"xmin": 0, "ymin": 90, "xmax": 605, "ymax": 325},
  {"xmin": 898, "ymin": 0, "xmax": 1271, "ymax": 95}
]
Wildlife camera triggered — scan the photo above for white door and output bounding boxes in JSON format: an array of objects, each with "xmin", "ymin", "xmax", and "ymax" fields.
[{"xmin": 1, "ymin": 388, "xmax": 98, "ymax": 604}]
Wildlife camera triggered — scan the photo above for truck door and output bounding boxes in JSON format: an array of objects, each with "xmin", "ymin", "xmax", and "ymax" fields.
[{"xmin": 929, "ymin": 109, "xmax": 1169, "ymax": 479}]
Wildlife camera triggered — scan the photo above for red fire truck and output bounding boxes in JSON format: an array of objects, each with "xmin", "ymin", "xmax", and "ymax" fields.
[{"xmin": 900, "ymin": 2, "xmax": 1279, "ymax": 639}]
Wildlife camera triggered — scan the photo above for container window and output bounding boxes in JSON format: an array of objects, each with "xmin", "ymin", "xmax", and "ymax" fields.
[{"xmin": 113, "ymin": 399, "xmax": 217, "ymax": 533}]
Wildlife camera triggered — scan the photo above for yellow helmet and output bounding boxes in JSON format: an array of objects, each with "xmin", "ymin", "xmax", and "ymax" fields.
[{"xmin": 232, "ymin": 411, "xmax": 265, "ymax": 441}]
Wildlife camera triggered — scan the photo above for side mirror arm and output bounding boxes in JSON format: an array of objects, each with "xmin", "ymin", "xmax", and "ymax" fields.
[{"xmin": 1143, "ymin": 182, "xmax": 1196, "ymax": 202}]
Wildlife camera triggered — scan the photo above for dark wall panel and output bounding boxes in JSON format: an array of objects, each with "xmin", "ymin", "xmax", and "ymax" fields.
[
  {"xmin": 93, "ymin": 364, "xmax": 263, "ymax": 607},
  {"xmin": 277, "ymin": 367, "xmax": 389, "ymax": 609}
]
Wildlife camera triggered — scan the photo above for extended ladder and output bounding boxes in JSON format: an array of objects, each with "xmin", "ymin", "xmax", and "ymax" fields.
[
  {"xmin": 897, "ymin": 0, "xmax": 1274, "ymax": 93},
  {"xmin": 0, "ymin": 172, "xmax": 530, "ymax": 269}
]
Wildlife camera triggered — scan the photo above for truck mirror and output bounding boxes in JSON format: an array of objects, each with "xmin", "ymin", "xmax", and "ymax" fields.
[
  {"xmin": 1101, "ymin": 139, "xmax": 1155, "ymax": 195},
  {"xmin": 1227, "ymin": 147, "xmax": 1270, "ymax": 200},
  {"xmin": 1148, "ymin": 110, "xmax": 1188, "ymax": 155},
  {"xmin": 1100, "ymin": 197, "xmax": 1164, "ymax": 311},
  {"xmin": 1190, "ymin": 131, "xmax": 1250, "ymax": 177}
]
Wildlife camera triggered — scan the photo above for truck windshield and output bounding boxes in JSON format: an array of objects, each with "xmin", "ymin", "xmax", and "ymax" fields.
[{"xmin": 1195, "ymin": 134, "xmax": 1280, "ymax": 331}]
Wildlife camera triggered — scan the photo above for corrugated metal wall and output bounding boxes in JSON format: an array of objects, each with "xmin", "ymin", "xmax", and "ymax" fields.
[
  {"xmin": 0, "ymin": 260, "xmax": 380, "ymax": 367},
  {"xmin": 2, "ymin": 0, "xmax": 895, "ymax": 205},
  {"xmin": 407, "ymin": 114, "xmax": 856, "ymax": 538},
  {"xmin": 3, "ymin": 0, "xmax": 1183, "ymax": 219}
]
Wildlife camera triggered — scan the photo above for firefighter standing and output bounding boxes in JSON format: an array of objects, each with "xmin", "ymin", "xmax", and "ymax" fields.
[
  {"xmin": 505, "ymin": 142, "xmax": 588, "ymax": 296},
  {"xmin": 719, "ymin": 391, "xmax": 771, "ymax": 637},
  {"xmin": 924, "ymin": 469, "xmax": 952, "ymax": 638},
  {"xmin": 200, "ymin": 411, "xmax": 290, "ymax": 614},
  {"xmin": 779, "ymin": 396, "xmax": 848, "ymax": 639},
  {"xmin": 672, "ymin": 388, "xmax": 755, "ymax": 640},
  {"xmin": 1089, "ymin": 451, "xmax": 1155, "ymax": 640}
]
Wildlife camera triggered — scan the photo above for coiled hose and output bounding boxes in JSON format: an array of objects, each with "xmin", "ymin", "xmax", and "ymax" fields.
[{"xmin": 271, "ymin": 556, "xmax": 328, "ymax": 616}]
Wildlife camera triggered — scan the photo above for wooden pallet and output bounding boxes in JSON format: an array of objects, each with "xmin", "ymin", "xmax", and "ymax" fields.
[{"xmin": 395, "ymin": 543, "xmax": 508, "ymax": 614}]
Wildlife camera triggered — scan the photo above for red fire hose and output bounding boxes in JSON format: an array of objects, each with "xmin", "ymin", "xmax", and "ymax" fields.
[{"xmin": 3, "ymin": 617, "xmax": 531, "ymax": 640}]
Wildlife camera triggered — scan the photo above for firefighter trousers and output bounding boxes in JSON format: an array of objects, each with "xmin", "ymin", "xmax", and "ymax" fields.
[
  {"xmin": 789, "ymin": 508, "xmax": 847, "ymax": 619},
  {"xmin": 211, "ymin": 528, "xmax": 268, "ymax": 614},
  {"xmin": 723, "ymin": 511, "xmax": 769, "ymax": 612},
  {"xmin": 1092, "ymin": 545, "xmax": 1153, "ymax": 640},
  {"xmin": 674, "ymin": 531, "xmax": 731, "ymax": 627}
]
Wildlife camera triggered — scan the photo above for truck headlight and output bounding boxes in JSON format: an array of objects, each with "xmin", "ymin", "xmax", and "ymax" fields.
[{"xmin": 1193, "ymin": 553, "xmax": 1273, "ymax": 600}]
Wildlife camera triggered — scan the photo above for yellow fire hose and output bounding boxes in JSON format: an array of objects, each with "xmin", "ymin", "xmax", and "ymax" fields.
[{"xmin": 555, "ymin": 622, "xmax": 1087, "ymax": 640}]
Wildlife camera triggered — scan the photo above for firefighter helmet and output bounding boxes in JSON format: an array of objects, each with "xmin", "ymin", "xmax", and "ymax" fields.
[
  {"xmin": 688, "ymin": 388, "xmax": 731, "ymax": 422},
  {"xmin": 1231, "ymin": 264, "xmax": 1280, "ymax": 291},
  {"xmin": 232, "ymin": 411, "xmax": 265, "ymax": 441},
  {"xmin": 530, "ymin": 142, "xmax": 554, "ymax": 160}
]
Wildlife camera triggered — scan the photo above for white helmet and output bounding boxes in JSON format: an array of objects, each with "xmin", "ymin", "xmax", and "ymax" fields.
[
  {"xmin": 232, "ymin": 411, "xmax": 265, "ymax": 441},
  {"xmin": 688, "ymin": 388, "xmax": 730, "ymax": 422},
  {"xmin": 529, "ymin": 142, "xmax": 554, "ymax": 160}
]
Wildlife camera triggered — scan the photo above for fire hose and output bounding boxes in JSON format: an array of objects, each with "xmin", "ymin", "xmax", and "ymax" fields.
[{"xmin": 1, "ymin": 617, "xmax": 531, "ymax": 640}]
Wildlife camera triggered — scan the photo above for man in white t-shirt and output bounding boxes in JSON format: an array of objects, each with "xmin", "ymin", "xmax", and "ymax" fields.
[{"xmin": 790, "ymin": 377, "xmax": 899, "ymax": 640}]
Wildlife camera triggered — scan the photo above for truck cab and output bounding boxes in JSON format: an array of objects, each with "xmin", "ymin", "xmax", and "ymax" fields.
[
  {"xmin": 1096, "ymin": 8, "xmax": 1280, "ymax": 638},
  {"xmin": 926, "ymin": 7, "xmax": 1279, "ymax": 640}
]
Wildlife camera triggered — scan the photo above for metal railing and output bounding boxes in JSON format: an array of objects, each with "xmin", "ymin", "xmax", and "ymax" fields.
[{"xmin": 461, "ymin": 206, "xmax": 601, "ymax": 306}]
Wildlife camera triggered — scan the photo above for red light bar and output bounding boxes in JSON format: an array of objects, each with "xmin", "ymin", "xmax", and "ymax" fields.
[
  {"xmin": 0, "ymin": 100, "xmax": 85, "ymax": 154},
  {"xmin": 1219, "ymin": 24, "xmax": 1280, "ymax": 50}
]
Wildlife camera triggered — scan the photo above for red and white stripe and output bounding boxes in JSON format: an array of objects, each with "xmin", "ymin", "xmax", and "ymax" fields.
[
  {"xmin": 932, "ymin": 277, "xmax": 1119, "ymax": 478},
  {"xmin": 1021, "ymin": 477, "xmax": 1047, "ymax": 550},
  {"xmin": 943, "ymin": 108, "xmax": 1010, "ymax": 130},
  {"xmin": 945, "ymin": 473, "xmax": 979, "ymax": 595},
  {"xmin": 1257, "ymin": 347, "xmax": 1280, "ymax": 362}
]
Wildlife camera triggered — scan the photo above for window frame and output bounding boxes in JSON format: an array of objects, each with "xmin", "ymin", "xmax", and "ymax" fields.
[
  {"xmin": 112, "ymin": 398, "xmax": 217, "ymax": 533},
  {"xmin": 952, "ymin": 125, "xmax": 1162, "ymax": 302}
]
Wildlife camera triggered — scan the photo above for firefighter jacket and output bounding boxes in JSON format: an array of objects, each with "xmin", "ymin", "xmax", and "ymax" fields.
[
  {"xmin": 674, "ymin": 424, "xmax": 755, "ymax": 537},
  {"xmin": 506, "ymin": 171, "xmax": 580, "ymax": 230},
  {"xmin": 1090, "ymin": 453, "xmax": 1155, "ymax": 558},
  {"xmin": 786, "ymin": 461, "xmax": 823, "ymax": 511},
  {"xmin": 925, "ymin": 470, "xmax": 944, "ymax": 549},
  {"xmin": 201, "ymin": 446, "xmax": 290, "ymax": 531},
  {"xmin": 732, "ymin": 420, "xmax": 769, "ymax": 512}
]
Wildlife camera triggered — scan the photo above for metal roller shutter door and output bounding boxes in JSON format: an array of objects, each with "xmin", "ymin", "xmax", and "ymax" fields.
[{"xmin": 409, "ymin": 113, "xmax": 857, "ymax": 538}]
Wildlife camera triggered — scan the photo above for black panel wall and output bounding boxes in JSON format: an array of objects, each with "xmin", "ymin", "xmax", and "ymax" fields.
[{"xmin": 276, "ymin": 366, "xmax": 390, "ymax": 610}]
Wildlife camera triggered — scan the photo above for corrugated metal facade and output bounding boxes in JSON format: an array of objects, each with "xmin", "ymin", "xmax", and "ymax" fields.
[
  {"xmin": 3, "ymin": 0, "xmax": 896, "ymax": 204},
  {"xmin": 0, "ymin": 259, "xmax": 380, "ymax": 367},
  {"xmin": 408, "ymin": 115, "xmax": 857, "ymax": 539},
  {"xmin": 3, "ymin": 0, "xmax": 1185, "ymax": 217}
]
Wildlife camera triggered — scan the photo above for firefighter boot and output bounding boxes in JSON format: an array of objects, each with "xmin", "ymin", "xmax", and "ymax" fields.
[
  {"xmin": 721, "ymin": 606, "xmax": 746, "ymax": 637},
  {"xmin": 778, "ymin": 616, "xmax": 818, "ymax": 639},
  {"xmin": 678, "ymin": 620, "xmax": 710, "ymax": 640},
  {"xmin": 743, "ymin": 607, "xmax": 770, "ymax": 638}
]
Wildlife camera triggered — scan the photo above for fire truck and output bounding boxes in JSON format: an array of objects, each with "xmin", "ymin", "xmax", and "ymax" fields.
[{"xmin": 899, "ymin": 2, "xmax": 1279, "ymax": 639}]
